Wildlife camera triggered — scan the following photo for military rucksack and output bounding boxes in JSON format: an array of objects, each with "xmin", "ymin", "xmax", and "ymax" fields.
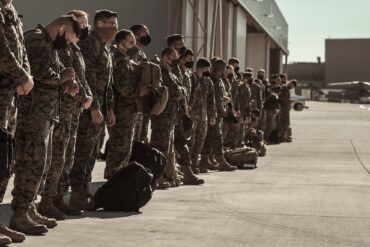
[
  {"xmin": 137, "ymin": 61, "xmax": 168, "ymax": 115},
  {"xmin": 225, "ymin": 147, "xmax": 258, "ymax": 169},
  {"xmin": 94, "ymin": 162, "xmax": 153, "ymax": 212},
  {"xmin": 0, "ymin": 126, "xmax": 13, "ymax": 180}
]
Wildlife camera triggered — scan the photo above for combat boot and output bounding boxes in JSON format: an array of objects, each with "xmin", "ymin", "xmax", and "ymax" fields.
[
  {"xmin": 0, "ymin": 233, "xmax": 11, "ymax": 246},
  {"xmin": 0, "ymin": 224, "xmax": 25, "ymax": 243},
  {"xmin": 30, "ymin": 203, "xmax": 58, "ymax": 228},
  {"xmin": 9, "ymin": 209, "xmax": 48, "ymax": 235},
  {"xmin": 209, "ymin": 154, "xmax": 219, "ymax": 166},
  {"xmin": 156, "ymin": 177, "xmax": 171, "ymax": 190},
  {"xmin": 69, "ymin": 188, "xmax": 95, "ymax": 211},
  {"xmin": 38, "ymin": 197, "xmax": 66, "ymax": 221},
  {"xmin": 182, "ymin": 166, "xmax": 205, "ymax": 186},
  {"xmin": 198, "ymin": 155, "xmax": 210, "ymax": 173},
  {"xmin": 54, "ymin": 195, "xmax": 82, "ymax": 216},
  {"xmin": 215, "ymin": 154, "xmax": 237, "ymax": 172}
]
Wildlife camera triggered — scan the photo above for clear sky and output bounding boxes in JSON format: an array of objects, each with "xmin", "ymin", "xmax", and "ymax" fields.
[{"xmin": 276, "ymin": 0, "xmax": 370, "ymax": 63}]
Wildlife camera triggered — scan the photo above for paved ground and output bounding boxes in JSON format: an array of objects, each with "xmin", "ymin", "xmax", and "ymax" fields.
[{"xmin": 2, "ymin": 102, "xmax": 370, "ymax": 247}]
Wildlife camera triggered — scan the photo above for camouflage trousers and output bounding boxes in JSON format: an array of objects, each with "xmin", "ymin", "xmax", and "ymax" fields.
[
  {"xmin": 69, "ymin": 111, "xmax": 103, "ymax": 191},
  {"xmin": 264, "ymin": 110, "xmax": 278, "ymax": 141},
  {"xmin": 11, "ymin": 115, "xmax": 53, "ymax": 211},
  {"xmin": 41, "ymin": 109, "xmax": 73, "ymax": 198},
  {"xmin": 223, "ymin": 121, "xmax": 244, "ymax": 149},
  {"xmin": 174, "ymin": 118, "xmax": 192, "ymax": 167},
  {"xmin": 278, "ymin": 109, "xmax": 290, "ymax": 139},
  {"xmin": 150, "ymin": 117, "xmax": 175, "ymax": 158},
  {"xmin": 188, "ymin": 119, "xmax": 207, "ymax": 166},
  {"xmin": 105, "ymin": 109, "xmax": 137, "ymax": 177},
  {"xmin": 201, "ymin": 117, "xmax": 224, "ymax": 156},
  {"xmin": 134, "ymin": 113, "xmax": 150, "ymax": 144},
  {"xmin": 58, "ymin": 110, "xmax": 80, "ymax": 195}
]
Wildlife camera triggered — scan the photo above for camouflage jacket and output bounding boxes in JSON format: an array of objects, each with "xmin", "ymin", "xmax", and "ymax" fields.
[
  {"xmin": 18, "ymin": 24, "xmax": 62, "ymax": 121},
  {"xmin": 279, "ymin": 85, "xmax": 291, "ymax": 111},
  {"xmin": 0, "ymin": 2, "xmax": 29, "ymax": 89},
  {"xmin": 210, "ymin": 74, "xmax": 228, "ymax": 117},
  {"xmin": 132, "ymin": 47, "xmax": 147, "ymax": 63},
  {"xmin": 58, "ymin": 43, "xmax": 92, "ymax": 114},
  {"xmin": 250, "ymin": 81, "xmax": 262, "ymax": 111},
  {"xmin": 180, "ymin": 68, "xmax": 192, "ymax": 103},
  {"xmin": 237, "ymin": 83, "xmax": 252, "ymax": 119},
  {"xmin": 78, "ymin": 29, "xmax": 114, "ymax": 116},
  {"xmin": 113, "ymin": 51, "xmax": 139, "ymax": 113},
  {"xmin": 151, "ymin": 65, "xmax": 186, "ymax": 123},
  {"xmin": 189, "ymin": 74, "xmax": 216, "ymax": 122}
]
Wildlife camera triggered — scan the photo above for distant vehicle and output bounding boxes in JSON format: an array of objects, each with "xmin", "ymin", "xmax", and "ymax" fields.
[
  {"xmin": 290, "ymin": 94, "xmax": 307, "ymax": 111},
  {"xmin": 327, "ymin": 81, "xmax": 370, "ymax": 104}
]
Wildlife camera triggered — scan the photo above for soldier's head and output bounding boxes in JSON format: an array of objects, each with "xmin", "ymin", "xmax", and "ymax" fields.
[
  {"xmin": 257, "ymin": 69, "xmax": 265, "ymax": 81},
  {"xmin": 166, "ymin": 34, "xmax": 186, "ymax": 56},
  {"xmin": 94, "ymin": 10, "xmax": 118, "ymax": 41},
  {"xmin": 47, "ymin": 15, "xmax": 82, "ymax": 50},
  {"xmin": 130, "ymin": 24, "xmax": 151, "ymax": 47},
  {"xmin": 195, "ymin": 58, "xmax": 211, "ymax": 78},
  {"xmin": 270, "ymin": 74, "xmax": 280, "ymax": 85},
  {"xmin": 67, "ymin": 10, "xmax": 89, "ymax": 40},
  {"xmin": 115, "ymin": 29, "xmax": 138, "ymax": 57},
  {"xmin": 225, "ymin": 65, "xmax": 234, "ymax": 81},
  {"xmin": 211, "ymin": 59, "xmax": 227, "ymax": 77},
  {"xmin": 280, "ymin": 74, "xmax": 288, "ymax": 84},
  {"xmin": 228, "ymin": 58, "xmax": 240, "ymax": 73},
  {"xmin": 243, "ymin": 72, "xmax": 253, "ymax": 85},
  {"xmin": 179, "ymin": 49, "xmax": 194, "ymax": 70},
  {"xmin": 288, "ymin": 79, "xmax": 298, "ymax": 89},
  {"xmin": 245, "ymin": 67, "xmax": 254, "ymax": 75},
  {"xmin": 161, "ymin": 47, "xmax": 179, "ymax": 71}
]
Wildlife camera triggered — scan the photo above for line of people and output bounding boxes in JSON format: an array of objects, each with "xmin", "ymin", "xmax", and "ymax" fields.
[{"xmin": 0, "ymin": 2, "xmax": 297, "ymax": 245}]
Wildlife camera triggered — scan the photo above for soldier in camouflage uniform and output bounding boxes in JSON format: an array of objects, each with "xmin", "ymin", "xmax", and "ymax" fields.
[
  {"xmin": 69, "ymin": 10, "xmax": 117, "ymax": 210},
  {"xmin": 38, "ymin": 10, "xmax": 93, "ymax": 220},
  {"xmin": 278, "ymin": 79, "xmax": 297, "ymax": 142},
  {"xmin": 0, "ymin": 0, "xmax": 34, "ymax": 244},
  {"xmin": 150, "ymin": 47, "xmax": 187, "ymax": 185},
  {"xmin": 188, "ymin": 58, "xmax": 216, "ymax": 173},
  {"xmin": 200, "ymin": 59, "xmax": 237, "ymax": 172},
  {"xmin": 10, "ymin": 16, "xmax": 80, "ymax": 235},
  {"xmin": 130, "ymin": 24, "xmax": 151, "ymax": 144},
  {"xmin": 104, "ymin": 29, "xmax": 150, "ymax": 179}
]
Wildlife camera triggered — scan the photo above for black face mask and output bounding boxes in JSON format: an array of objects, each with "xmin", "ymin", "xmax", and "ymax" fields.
[
  {"xmin": 127, "ymin": 46, "xmax": 139, "ymax": 56},
  {"xmin": 178, "ymin": 46, "xmax": 187, "ymax": 56},
  {"xmin": 169, "ymin": 58, "xmax": 179, "ymax": 68},
  {"xmin": 203, "ymin": 71, "xmax": 211, "ymax": 77},
  {"xmin": 79, "ymin": 27, "xmax": 89, "ymax": 40},
  {"xmin": 257, "ymin": 74, "xmax": 264, "ymax": 81},
  {"xmin": 234, "ymin": 67, "xmax": 240, "ymax": 73},
  {"xmin": 227, "ymin": 74, "xmax": 233, "ymax": 80},
  {"xmin": 140, "ymin": 35, "xmax": 151, "ymax": 46},
  {"xmin": 53, "ymin": 32, "xmax": 68, "ymax": 50},
  {"xmin": 251, "ymin": 117, "xmax": 257, "ymax": 122},
  {"xmin": 185, "ymin": 61, "xmax": 194, "ymax": 69}
]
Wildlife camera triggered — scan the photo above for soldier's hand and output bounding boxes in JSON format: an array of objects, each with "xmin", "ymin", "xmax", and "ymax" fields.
[
  {"xmin": 106, "ymin": 109, "xmax": 116, "ymax": 127},
  {"xmin": 60, "ymin": 68, "xmax": 75, "ymax": 83},
  {"xmin": 81, "ymin": 96, "xmax": 93, "ymax": 109},
  {"xmin": 209, "ymin": 117, "xmax": 216, "ymax": 126},
  {"xmin": 16, "ymin": 75, "xmax": 34, "ymax": 95},
  {"xmin": 64, "ymin": 80, "xmax": 79, "ymax": 96},
  {"xmin": 224, "ymin": 97, "xmax": 231, "ymax": 104},
  {"xmin": 91, "ymin": 109, "xmax": 104, "ymax": 125},
  {"xmin": 139, "ymin": 85, "xmax": 152, "ymax": 97}
]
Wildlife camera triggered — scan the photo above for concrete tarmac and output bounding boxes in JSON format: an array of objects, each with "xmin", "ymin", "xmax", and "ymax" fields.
[{"xmin": 1, "ymin": 102, "xmax": 370, "ymax": 247}]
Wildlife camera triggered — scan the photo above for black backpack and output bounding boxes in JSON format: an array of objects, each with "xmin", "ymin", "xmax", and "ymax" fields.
[
  {"xmin": 129, "ymin": 142, "xmax": 166, "ymax": 181},
  {"xmin": 94, "ymin": 162, "xmax": 153, "ymax": 212},
  {"xmin": 0, "ymin": 127, "xmax": 13, "ymax": 180}
]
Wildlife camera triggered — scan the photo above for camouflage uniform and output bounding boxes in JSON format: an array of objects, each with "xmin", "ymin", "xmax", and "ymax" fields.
[
  {"xmin": 42, "ymin": 42, "xmax": 92, "ymax": 199},
  {"xmin": 69, "ymin": 29, "xmax": 114, "ymax": 192},
  {"xmin": 250, "ymin": 81, "xmax": 263, "ymax": 112},
  {"xmin": 133, "ymin": 47, "xmax": 150, "ymax": 143},
  {"xmin": 105, "ymin": 51, "xmax": 139, "ymax": 178},
  {"xmin": 11, "ymin": 24, "xmax": 62, "ymax": 211},
  {"xmin": 223, "ymin": 76, "xmax": 239, "ymax": 148},
  {"xmin": 201, "ymin": 74, "xmax": 228, "ymax": 156},
  {"xmin": 263, "ymin": 89, "xmax": 280, "ymax": 142},
  {"xmin": 0, "ymin": 2, "xmax": 29, "ymax": 204},
  {"xmin": 150, "ymin": 65, "xmax": 186, "ymax": 159},
  {"xmin": 188, "ymin": 74, "xmax": 216, "ymax": 165},
  {"xmin": 278, "ymin": 85, "xmax": 291, "ymax": 140}
]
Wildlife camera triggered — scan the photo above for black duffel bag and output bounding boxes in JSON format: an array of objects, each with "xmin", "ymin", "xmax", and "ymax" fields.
[
  {"xmin": 0, "ymin": 126, "xmax": 13, "ymax": 180},
  {"xmin": 94, "ymin": 162, "xmax": 153, "ymax": 212},
  {"xmin": 130, "ymin": 142, "xmax": 166, "ymax": 181}
]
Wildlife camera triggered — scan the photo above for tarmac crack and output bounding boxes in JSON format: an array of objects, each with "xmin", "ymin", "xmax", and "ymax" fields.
[{"xmin": 350, "ymin": 139, "xmax": 370, "ymax": 175}]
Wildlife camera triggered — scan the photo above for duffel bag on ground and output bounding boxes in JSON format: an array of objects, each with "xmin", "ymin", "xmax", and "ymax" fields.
[
  {"xmin": 130, "ymin": 142, "xmax": 166, "ymax": 181},
  {"xmin": 94, "ymin": 162, "xmax": 153, "ymax": 212},
  {"xmin": 225, "ymin": 147, "xmax": 258, "ymax": 169}
]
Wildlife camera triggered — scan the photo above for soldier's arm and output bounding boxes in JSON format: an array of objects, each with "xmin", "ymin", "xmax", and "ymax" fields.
[
  {"xmin": 213, "ymin": 80, "xmax": 224, "ymax": 114},
  {"xmin": 0, "ymin": 14, "xmax": 29, "ymax": 86},
  {"xmin": 79, "ymin": 39, "xmax": 100, "ymax": 111},
  {"xmin": 207, "ymin": 80, "xmax": 217, "ymax": 118},
  {"xmin": 163, "ymin": 73, "xmax": 186, "ymax": 101},
  {"xmin": 24, "ymin": 34, "xmax": 60, "ymax": 86},
  {"xmin": 114, "ymin": 59, "xmax": 136, "ymax": 99}
]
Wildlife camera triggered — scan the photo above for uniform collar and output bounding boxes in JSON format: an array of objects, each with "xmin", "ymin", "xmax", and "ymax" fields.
[{"xmin": 37, "ymin": 24, "xmax": 53, "ymax": 44}]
